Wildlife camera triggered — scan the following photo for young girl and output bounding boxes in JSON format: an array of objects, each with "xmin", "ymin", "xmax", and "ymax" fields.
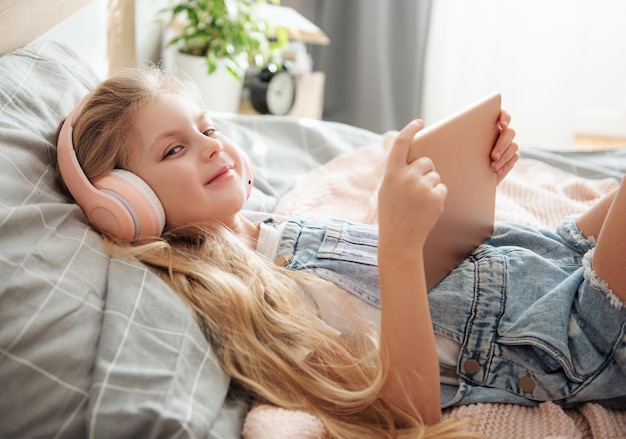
[{"xmin": 56, "ymin": 67, "xmax": 626, "ymax": 438}]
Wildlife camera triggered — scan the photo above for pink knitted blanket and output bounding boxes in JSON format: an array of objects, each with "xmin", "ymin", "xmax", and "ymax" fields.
[
  {"xmin": 274, "ymin": 139, "xmax": 619, "ymax": 228},
  {"xmin": 245, "ymin": 141, "xmax": 625, "ymax": 438}
]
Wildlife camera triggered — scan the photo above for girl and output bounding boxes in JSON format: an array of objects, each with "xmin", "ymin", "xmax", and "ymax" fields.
[{"xmin": 56, "ymin": 67, "xmax": 626, "ymax": 438}]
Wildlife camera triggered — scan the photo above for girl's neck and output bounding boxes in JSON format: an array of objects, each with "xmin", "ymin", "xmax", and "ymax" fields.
[{"xmin": 228, "ymin": 213, "xmax": 260, "ymax": 249}]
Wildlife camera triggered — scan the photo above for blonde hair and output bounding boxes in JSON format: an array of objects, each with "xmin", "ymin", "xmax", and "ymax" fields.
[{"xmin": 57, "ymin": 67, "xmax": 479, "ymax": 438}]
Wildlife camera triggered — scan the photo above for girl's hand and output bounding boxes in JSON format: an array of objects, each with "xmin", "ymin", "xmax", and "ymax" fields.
[
  {"xmin": 490, "ymin": 109, "xmax": 519, "ymax": 184},
  {"xmin": 378, "ymin": 119, "xmax": 448, "ymax": 250}
]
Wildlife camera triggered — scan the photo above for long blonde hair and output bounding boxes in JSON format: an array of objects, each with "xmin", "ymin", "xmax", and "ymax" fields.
[{"xmin": 57, "ymin": 67, "xmax": 478, "ymax": 438}]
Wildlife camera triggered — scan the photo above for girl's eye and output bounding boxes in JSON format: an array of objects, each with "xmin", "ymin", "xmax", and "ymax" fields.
[
  {"xmin": 203, "ymin": 127, "xmax": 218, "ymax": 137},
  {"xmin": 163, "ymin": 145, "xmax": 183, "ymax": 159}
]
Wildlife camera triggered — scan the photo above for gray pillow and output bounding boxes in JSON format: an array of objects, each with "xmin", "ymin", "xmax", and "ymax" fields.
[{"xmin": 0, "ymin": 41, "xmax": 244, "ymax": 438}]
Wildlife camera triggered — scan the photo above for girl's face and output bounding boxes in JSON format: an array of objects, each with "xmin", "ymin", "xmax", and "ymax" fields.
[{"xmin": 126, "ymin": 93, "xmax": 251, "ymax": 229}]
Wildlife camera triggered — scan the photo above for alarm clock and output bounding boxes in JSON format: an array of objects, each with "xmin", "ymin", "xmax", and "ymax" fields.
[{"xmin": 249, "ymin": 67, "xmax": 297, "ymax": 115}]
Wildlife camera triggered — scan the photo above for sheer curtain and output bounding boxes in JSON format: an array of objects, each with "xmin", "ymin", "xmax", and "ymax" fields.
[
  {"xmin": 285, "ymin": 0, "xmax": 432, "ymax": 134},
  {"xmin": 422, "ymin": 0, "xmax": 626, "ymax": 148}
]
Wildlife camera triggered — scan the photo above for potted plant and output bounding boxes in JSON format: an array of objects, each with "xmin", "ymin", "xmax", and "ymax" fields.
[{"xmin": 163, "ymin": 0, "xmax": 288, "ymax": 113}]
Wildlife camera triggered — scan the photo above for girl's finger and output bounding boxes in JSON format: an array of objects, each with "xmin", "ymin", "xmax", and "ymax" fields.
[
  {"xmin": 499, "ymin": 109, "xmax": 512, "ymax": 128},
  {"xmin": 491, "ymin": 127, "xmax": 516, "ymax": 160},
  {"xmin": 387, "ymin": 119, "xmax": 424, "ymax": 167}
]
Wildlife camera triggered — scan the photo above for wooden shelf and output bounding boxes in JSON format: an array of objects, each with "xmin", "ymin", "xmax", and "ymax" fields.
[{"xmin": 573, "ymin": 134, "xmax": 626, "ymax": 149}]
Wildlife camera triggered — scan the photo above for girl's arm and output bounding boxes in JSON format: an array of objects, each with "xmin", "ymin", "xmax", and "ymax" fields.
[{"xmin": 377, "ymin": 120, "xmax": 447, "ymax": 424}]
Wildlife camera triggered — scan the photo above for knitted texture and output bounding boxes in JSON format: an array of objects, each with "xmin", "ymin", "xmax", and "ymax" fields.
[
  {"xmin": 274, "ymin": 139, "xmax": 618, "ymax": 229},
  {"xmin": 243, "ymin": 405, "xmax": 329, "ymax": 439},
  {"xmin": 243, "ymin": 402, "xmax": 626, "ymax": 439},
  {"xmin": 444, "ymin": 402, "xmax": 582, "ymax": 438}
]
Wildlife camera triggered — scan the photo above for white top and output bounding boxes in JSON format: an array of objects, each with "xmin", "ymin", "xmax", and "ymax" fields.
[{"xmin": 246, "ymin": 211, "xmax": 460, "ymax": 385}]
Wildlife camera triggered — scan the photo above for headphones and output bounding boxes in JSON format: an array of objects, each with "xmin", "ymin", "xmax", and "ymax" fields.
[{"xmin": 57, "ymin": 98, "xmax": 254, "ymax": 242}]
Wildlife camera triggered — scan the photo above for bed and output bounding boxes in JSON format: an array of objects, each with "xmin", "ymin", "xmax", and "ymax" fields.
[{"xmin": 1, "ymin": 3, "xmax": 626, "ymax": 439}]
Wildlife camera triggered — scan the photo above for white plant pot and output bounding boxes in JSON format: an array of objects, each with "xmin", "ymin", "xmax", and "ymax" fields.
[{"xmin": 173, "ymin": 51, "xmax": 243, "ymax": 113}]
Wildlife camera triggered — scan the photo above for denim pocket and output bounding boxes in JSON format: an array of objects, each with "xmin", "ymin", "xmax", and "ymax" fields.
[
  {"xmin": 317, "ymin": 219, "xmax": 379, "ymax": 266},
  {"xmin": 311, "ymin": 219, "xmax": 381, "ymax": 306}
]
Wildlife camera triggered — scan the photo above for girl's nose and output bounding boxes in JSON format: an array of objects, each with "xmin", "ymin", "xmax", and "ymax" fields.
[{"xmin": 199, "ymin": 137, "xmax": 223, "ymax": 162}]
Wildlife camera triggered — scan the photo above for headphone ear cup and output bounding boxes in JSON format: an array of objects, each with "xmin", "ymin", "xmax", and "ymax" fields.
[
  {"xmin": 56, "ymin": 98, "xmax": 165, "ymax": 242},
  {"xmin": 90, "ymin": 170, "xmax": 165, "ymax": 241},
  {"xmin": 240, "ymin": 149, "xmax": 254, "ymax": 199}
]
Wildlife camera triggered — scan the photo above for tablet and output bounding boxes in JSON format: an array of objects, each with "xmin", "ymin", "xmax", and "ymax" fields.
[{"xmin": 409, "ymin": 92, "xmax": 501, "ymax": 290}]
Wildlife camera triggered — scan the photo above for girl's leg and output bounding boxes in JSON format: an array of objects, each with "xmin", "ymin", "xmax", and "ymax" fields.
[
  {"xmin": 592, "ymin": 178, "xmax": 626, "ymax": 301},
  {"xmin": 576, "ymin": 188, "xmax": 617, "ymax": 239}
]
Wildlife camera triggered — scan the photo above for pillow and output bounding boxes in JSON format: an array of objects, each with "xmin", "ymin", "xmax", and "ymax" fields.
[{"xmin": 0, "ymin": 41, "xmax": 244, "ymax": 438}]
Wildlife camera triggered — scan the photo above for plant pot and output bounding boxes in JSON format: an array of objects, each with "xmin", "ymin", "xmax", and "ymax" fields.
[{"xmin": 173, "ymin": 51, "xmax": 244, "ymax": 113}]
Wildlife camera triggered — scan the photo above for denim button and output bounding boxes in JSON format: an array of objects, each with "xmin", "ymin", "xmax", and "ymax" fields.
[
  {"xmin": 274, "ymin": 254, "xmax": 291, "ymax": 267},
  {"xmin": 463, "ymin": 359, "xmax": 480, "ymax": 375},
  {"xmin": 519, "ymin": 376, "xmax": 536, "ymax": 393}
]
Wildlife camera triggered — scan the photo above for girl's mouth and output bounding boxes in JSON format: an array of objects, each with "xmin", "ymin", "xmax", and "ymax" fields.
[{"xmin": 205, "ymin": 165, "xmax": 234, "ymax": 185}]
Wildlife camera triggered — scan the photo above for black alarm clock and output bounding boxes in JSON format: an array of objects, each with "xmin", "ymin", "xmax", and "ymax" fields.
[{"xmin": 249, "ymin": 66, "xmax": 297, "ymax": 115}]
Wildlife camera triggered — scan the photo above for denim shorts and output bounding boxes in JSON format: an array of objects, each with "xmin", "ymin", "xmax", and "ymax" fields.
[{"xmin": 276, "ymin": 217, "xmax": 626, "ymax": 408}]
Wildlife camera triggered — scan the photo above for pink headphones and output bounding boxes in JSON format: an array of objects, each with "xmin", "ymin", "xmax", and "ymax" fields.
[{"xmin": 57, "ymin": 98, "xmax": 254, "ymax": 242}]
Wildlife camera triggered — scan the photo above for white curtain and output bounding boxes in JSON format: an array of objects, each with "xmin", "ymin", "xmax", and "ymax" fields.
[
  {"xmin": 287, "ymin": 0, "xmax": 432, "ymax": 134},
  {"xmin": 423, "ymin": 0, "xmax": 626, "ymax": 148}
]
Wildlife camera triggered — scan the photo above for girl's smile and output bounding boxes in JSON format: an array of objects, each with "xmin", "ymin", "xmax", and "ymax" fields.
[{"xmin": 205, "ymin": 165, "xmax": 235, "ymax": 186}]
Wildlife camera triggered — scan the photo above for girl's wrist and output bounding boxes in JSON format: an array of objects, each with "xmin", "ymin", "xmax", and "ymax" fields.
[{"xmin": 378, "ymin": 240, "xmax": 425, "ymax": 272}]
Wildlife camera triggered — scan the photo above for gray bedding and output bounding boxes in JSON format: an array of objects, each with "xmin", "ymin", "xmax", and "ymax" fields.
[{"xmin": 1, "ymin": 41, "xmax": 624, "ymax": 438}]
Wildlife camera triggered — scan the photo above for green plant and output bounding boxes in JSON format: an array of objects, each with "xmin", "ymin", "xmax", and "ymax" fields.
[{"xmin": 165, "ymin": 0, "xmax": 288, "ymax": 80}]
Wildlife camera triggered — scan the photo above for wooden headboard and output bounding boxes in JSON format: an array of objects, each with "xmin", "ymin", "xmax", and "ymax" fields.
[
  {"xmin": 0, "ymin": 0, "xmax": 135, "ymax": 74},
  {"xmin": 0, "ymin": 0, "xmax": 91, "ymax": 55}
]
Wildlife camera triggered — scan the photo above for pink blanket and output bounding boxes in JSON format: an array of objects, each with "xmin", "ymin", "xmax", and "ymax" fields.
[
  {"xmin": 275, "ymin": 140, "xmax": 618, "ymax": 228},
  {"xmin": 245, "ymin": 141, "xmax": 625, "ymax": 438}
]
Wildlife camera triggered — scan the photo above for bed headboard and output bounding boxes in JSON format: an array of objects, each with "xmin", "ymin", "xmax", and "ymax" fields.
[
  {"xmin": 0, "ymin": 0, "xmax": 91, "ymax": 55},
  {"xmin": 0, "ymin": 0, "xmax": 136, "ymax": 76}
]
